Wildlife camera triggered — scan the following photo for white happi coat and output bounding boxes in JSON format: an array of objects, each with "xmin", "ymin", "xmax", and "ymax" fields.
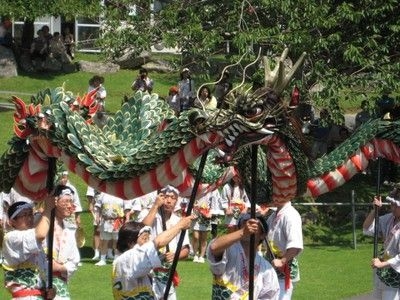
[
  {"xmin": 112, "ymin": 241, "xmax": 162, "ymax": 299},
  {"xmin": 207, "ymin": 240, "xmax": 280, "ymax": 299}
]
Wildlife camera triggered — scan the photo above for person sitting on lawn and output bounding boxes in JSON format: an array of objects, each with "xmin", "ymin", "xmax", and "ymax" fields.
[
  {"xmin": 2, "ymin": 196, "xmax": 56, "ymax": 299},
  {"xmin": 112, "ymin": 216, "xmax": 195, "ymax": 299},
  {"xmin": 207, "ymin": 214, "xmax": 280, "ymax": 299}
]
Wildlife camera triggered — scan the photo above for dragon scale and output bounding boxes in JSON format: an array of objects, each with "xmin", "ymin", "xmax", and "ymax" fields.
[
  {"xmin": 11, "ymin": 129, "xmax": 233, "ymax": 200},
  {"xmin": 306, "ymin": 139, "xmax": 400, "ymax": 198}
]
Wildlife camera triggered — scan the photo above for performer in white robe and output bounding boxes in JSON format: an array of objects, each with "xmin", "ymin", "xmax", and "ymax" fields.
[
  {"xmin": 112, "ymin": 216, "xmax": 194, "ymax": 299},
  {"xmin": 363, "ymin": 187, "xmax": 400, "ymax": 300},
  {"xmin": 207, "ymin": 214, "xmax": 280, "ymax": 299}
]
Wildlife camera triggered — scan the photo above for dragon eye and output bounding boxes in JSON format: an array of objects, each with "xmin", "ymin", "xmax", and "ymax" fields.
[{"xmin": 243, "ymin": 106, "xmax": 263, "ymax": 118}]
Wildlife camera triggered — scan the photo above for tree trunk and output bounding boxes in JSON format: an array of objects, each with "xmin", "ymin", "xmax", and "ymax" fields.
[{"xmin": 21, "ymin": 19, "xmax": 34, "ymax": 50}]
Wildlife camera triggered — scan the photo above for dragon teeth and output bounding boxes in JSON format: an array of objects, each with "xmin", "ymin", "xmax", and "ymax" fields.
[
  {"xmin": 225, "ymin": 138, "xmax": 233, "ymax": 146},
  {"xmin": 233, "ymin": 123, "xmax": 243, "ymax": 132}
]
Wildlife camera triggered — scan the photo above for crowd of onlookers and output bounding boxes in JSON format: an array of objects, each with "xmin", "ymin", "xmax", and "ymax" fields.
[{"xmin": 29, "ymin": 25, "xmax": 75, "ymax": 69}]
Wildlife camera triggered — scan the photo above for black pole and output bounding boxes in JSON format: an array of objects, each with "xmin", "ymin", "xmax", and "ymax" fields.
[
  {"xmin": 159, "ymin": 206, "xmax": 170, "ymax": 253},
  {"xmin": 47, "ymin": 208, "xmax": 55, "ymax": 292},
  {"xmin": 46, "ymin": 157, "xmax": 57, "ymax": 296},
  {"xmin": 163, "ymin": 150, "xmax": 209, "ymax": 299},
  {"xmin": 373, "ymin": 158, "xmax": 381, "ymax": 258},
  {"xmin": 249, "ymin": 145, "xmax": 258, "ymax": 300}
]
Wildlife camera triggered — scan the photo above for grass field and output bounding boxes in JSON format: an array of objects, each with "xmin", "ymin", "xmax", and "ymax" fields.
[{"xmin": 0, "ymin": 54, "xmax": 381, "ymax": 299}]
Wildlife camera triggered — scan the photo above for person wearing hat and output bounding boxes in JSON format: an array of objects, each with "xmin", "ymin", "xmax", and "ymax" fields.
[
  {"xmin": 48, "ymin": 184, "xmax": 80, "ymax": 299},
  {"xmin": 177, "ymin": 68, "xmax": 196, "ymax": 111},
  {"xmin": 112, "ymin": 215, "xmax": 195, "ymax": 299},
  {"xmin": 363, "ymin": 187, "xmax": 400, "ymax": 299},
  {"xmin": 131, "ymin": 68, "xmax": 154, "ymax": 94},
  {"xmin": 264, "ymin": 199, "xmax": 303, "ymax": 300},
  {"xmin": 2, "ymin": 195, "xmax": 56, "ymax": 299},
  {"xmin": 207, "ymin": 213, "xmax": 280, "ymax": 299},
  {"xmin": 139, "ymin": 185, "xmax": 191, "ymax": 300}
]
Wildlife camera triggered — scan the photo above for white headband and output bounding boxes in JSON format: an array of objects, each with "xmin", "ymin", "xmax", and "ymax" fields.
[
  {"xmin": 138, "ymin": 226, "xmax": 152, "ymax": 236},
  {"xmin": 386, "ymin": 196, "xmax": 400, "ymax": 207},
  {"xmin": 58, "ymin": 188, "xmax": 74, "ymax": 197},
  {"xmin": 10, "ymin": 203, "xmax": 33, "ymax": 220},
  {"xmin": 160, "ymin": 185, "xmax": 179, "ymax": 196}
]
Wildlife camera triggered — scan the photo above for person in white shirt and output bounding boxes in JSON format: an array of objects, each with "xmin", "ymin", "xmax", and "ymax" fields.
[
  {"xmin": 88, "ymin": 75, "xmax": 107, "ymax": 110},
  {"xmin": 138, "ymin": 185, "xmax": 191, "ymax": 300},
  {"xmin": 112, "ymin": 215, "xmax": 195, "ymax": 299},
  {"xmin": 207, "ymin": 214, "xmax": 280, "ymax": 299}
]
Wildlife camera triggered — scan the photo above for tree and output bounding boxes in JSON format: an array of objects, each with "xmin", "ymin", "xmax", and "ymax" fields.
[{"xmin": 99, "ymin": 0, "xmax": 400, "ymax": 118}]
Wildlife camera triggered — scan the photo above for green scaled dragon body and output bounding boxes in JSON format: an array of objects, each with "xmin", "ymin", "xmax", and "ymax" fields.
[{"xmin": 1, "ymin": 50, "xmax": 400, "ymax": 204}]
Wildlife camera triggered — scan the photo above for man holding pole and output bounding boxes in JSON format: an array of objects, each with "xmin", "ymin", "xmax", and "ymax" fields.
[
  {"xmin": 139, "ymin": 185, "xmax": 191, "ymax": 300},
  {"xmin": 207, "ymin": 214, "xmax": 279, "ymax": 299},
  {"xmin": 363, "ymin": 187, "xmax": 400, "ymax": 299}
]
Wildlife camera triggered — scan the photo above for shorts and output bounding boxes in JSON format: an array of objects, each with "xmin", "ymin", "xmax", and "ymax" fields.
[{"xmin": 100, "ymin": 231, "xmax": 118, "ymax": 241}]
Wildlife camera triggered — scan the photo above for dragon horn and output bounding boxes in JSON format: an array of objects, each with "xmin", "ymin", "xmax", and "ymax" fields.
[
  {"xmin": 12, "ymin": 96, "xmax": 28, "ymax": 121},
  {"xmin": 264, "ymin": 48, "xmax": 307, "ymax": 95},
  {"xmin": 230, "ymin": 48, "xmax": 262, "ymax": 95},
  {"xmin": 28, "ymin": 103, "xmax": 36, "ymax": 116}
]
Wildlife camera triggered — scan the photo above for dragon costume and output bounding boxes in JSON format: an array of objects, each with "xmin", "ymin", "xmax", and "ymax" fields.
[{"xmin": 1, "ymin": 49, "xmax": 400, "ymax": 206}]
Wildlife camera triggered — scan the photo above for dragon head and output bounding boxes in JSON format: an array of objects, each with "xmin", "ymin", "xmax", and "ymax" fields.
[{"xmin": 189, "ymin": 49, "xmax": 307, "ymax": 163}]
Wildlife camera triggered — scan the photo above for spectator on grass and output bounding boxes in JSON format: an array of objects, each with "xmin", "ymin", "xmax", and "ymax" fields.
[
  {"xmin": 166, "ymin": 86, "xmax": 181, "ymax": 116},
  {"xmin": 88, "ymin": 75, "xmax": 107, "ymax": 110},
  {"xmin": 309, "ymin": 108, "xmax": 332, "ymax": 159},
  {"xmin": 131, "ymin": 68, "xmax": 154, "ymax": 94},
  {"xmin": 363, "ymin": 187, "xmax": 400, "ymax": 299},
  {"xmin": 49, "ymin": 32, "xmax": 71, "ymax": 64},
  {"xmin": 138, "ymin": 185, "xmax": 191, "ymax": 299},
  {"xmin": 112, "ymin": 216, "xmax": 195, "ymax": 299},
  {"xmin": 178, "ymin": 68, "xmax": 196, "ymax": 111},
  {"xmin": 63, "ymin": 27, "xmax": 75, "ymax": 60},
  {"xmin": 193, "ymin": 86, "xmax": 217, "ymax": 110},
  {"xmin": 207, "ymin": 214, "xmax": 280, "ymax": 299},
  {"xmin": 41, "ymin": 25, "xmax": 52, "ymax": 45},
  {"xmin": 30, "ymin": 29, "xmax": 49, "ymax": 64},
  {"xmin": 0, "ymin": 18, "xmax": 13, "ymax": 48}
]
